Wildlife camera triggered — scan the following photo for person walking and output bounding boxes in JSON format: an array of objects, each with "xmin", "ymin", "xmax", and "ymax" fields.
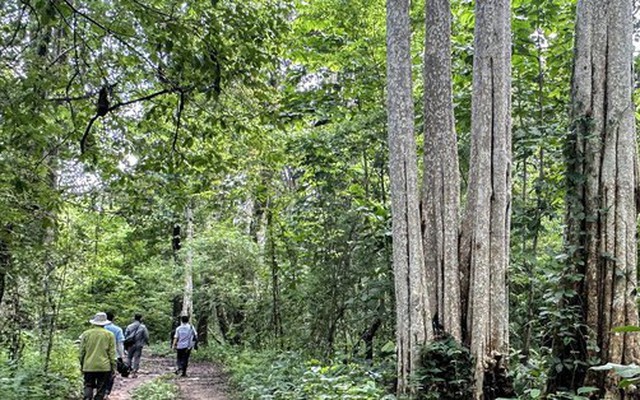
[
  {"xmin": 79, "ymin": 312, "xmax": 116, "ymax": 400},
  {"xmin": 103, "ymin": 312, "xmax": 125, "ymax": 398},
  {"xmin": 124, "ymin": 313, "xmax": 149, "ymax": 378},
  {"xmin": 172, "ymin": 315, "xmax": 197, "ymax": 377}
]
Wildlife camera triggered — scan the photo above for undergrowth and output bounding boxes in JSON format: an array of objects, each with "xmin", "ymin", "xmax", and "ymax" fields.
[
  {"xmin": 131, "ymin": 374, "xmax": 178, "ymax": 400},
  {"xmin": 415, "ymin": 335, "xmax": 474, "ymax": 399},
  {"xmin": 0, "ymin": 336, "xmax": 82, "ymax": 400},
  {"xmin": 194, "ymin": 344, "xmax": 396, "ymax": 399}
]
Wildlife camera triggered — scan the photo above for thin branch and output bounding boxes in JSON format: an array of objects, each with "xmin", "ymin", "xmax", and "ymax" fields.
[
  {"xmin": 79, "ymin": 87, "xmax": 178, "ymax": 154},
  {"xmin": 19, "ymin": 0, "xmax": 41, "ymax": 38},
  {"xmin": 80, "ymin": 115, "xmax": 99, "ymax": 155},
  {"xmin": 131, "ymin": 0, "xmax": 173, "ymax": 19},
  {"xmin": 172, "ymin": 91, "xmax": 185, "ymax": 154},
  {"xmin": 60, "ymin": 0, "xmax": 134, "ymax": 38},
  {"xmin": 65, "ymin": 69, "xmax": 80, "ymax": 121},
  {"xmin": 0, "ymin": 4, "xmax": 28, "ymax": 54},
  {"xmin": 61, "ymin": 0, "xmax": 169, "ymax": 82},
  {"xmin": 46, "ymin": 92, "xmax": 99, "ymax": 103},
  {"xmin": 107, "ymin": 88, "xmax": 176, "ymax": 113},
  {"xmin": 46, "ymin": 45, "xmax": 78, "ymax": 69}
]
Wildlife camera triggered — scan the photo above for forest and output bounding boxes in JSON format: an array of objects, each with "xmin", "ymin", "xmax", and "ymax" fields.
[{"xmin": 1, "ymin": 0, "xmax": 639, "ymax": 399}]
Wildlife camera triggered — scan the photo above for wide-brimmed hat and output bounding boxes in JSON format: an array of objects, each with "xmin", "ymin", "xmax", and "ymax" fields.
[{"xmin": 89, "ymin": 312, "xmax": 111, "ymax": 326}]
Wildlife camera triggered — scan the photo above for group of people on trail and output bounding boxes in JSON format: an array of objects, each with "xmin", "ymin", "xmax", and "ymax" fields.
[
  {"xmin": 79, "ymin": 311, "xmax": 198, "ymax": 400},
  {"xmin": 79, "ymin": 311, "xmax": 149, "ymax": 400}
]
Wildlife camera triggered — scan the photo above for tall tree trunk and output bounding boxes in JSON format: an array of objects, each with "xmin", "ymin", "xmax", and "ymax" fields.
[
  {"xmin": 422, "ymin": 0, "xmax": 461, "ymax": 341},
  {"xmin": 523, "ymin": 28, "xmax": 547, "ymax": 364},
  {"xmin": 172, "ymin": 221, "xmax": 183, "ymax": 335},
  {"xmin": 181, "ymin": 204, "xmax": 194, "ymax": 318},
  {"xmin": 172, "ymin": 223, "xmax": 182, "ymax": 260},
  {"xmin": 550, "ymin": 0, "xmax": 639, "ymax": 395},
  {"xmin": 0, "ymin": 230, "xmax": 10, "ymax": 307},
  {"xmin": 386, "ymin": 0, "xmax": 434, "ymax": 394},
  {"xmin": 459, "ymin": 0, "xmax": 511, "ymax": 397},
  {"xmin": 266, "ymin": 205, "xmax": 283, "ymax": 342},
  {"xmin": 196, "ymin": 314, "xmax": 208, "ymax": 346},
  {"xmin": 0, "ymin": 226, "xmax": 12, "ymax": 348},
  {"xmin": 519, "ymin": 14, "xmax": 548, "ymax": 363},
  {"xmin": 37, "ymin": 13, "xmax": 60, "ymax": 370},
  {"xmin": 41, "ymin": 156, "xmax": 58, "ymax": 373},
  {"xmin": 360, "ymin": 317, "xmax": 382, "ymax": 361},
  {"xmin": 8, "ymin": 285, "xmax": 23, "ymax": 361}
]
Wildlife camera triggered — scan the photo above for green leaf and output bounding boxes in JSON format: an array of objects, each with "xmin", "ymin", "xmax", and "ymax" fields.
[
  {"xmin": 529, "ymin": 388, "xmax": 541, "ymax": 398},
  {"xmin": 576, "ymin": 387, "xmax": 599, "ymax": 395},
  {"xmin": 611, "ymin": 325, "xmax": 640, "ymax": 333},
  {"xmin": 590, "ymin": 363, "xmax": 623, "ymax": 371}
]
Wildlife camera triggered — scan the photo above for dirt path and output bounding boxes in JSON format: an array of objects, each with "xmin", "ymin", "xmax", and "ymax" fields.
[
  {"xmin": 107, "ymin": 350, "xmax": 231, "ymax": 400},
  {"xmin": 175, "ymin": 360, "xmax": 231, "ymax": 400}
]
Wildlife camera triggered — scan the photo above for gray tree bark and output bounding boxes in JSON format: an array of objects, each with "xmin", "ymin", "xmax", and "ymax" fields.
[
  {"xmin": 422, "ymin": 0, "xmax": 461, "ymax": 342},
  {"xmin": 555, "ymin": 0, "xmax": 639, "ymax": 395},
  {"xmin": 0, "ymin": 225, "xmax": 12, "ymax": 315},
  {"xmin": 386, "ymin": 0, "xmax": 434, "ymax": 394},
  {"xmin": 41, "ymin": 171, "xmax": 57, "ymax": 373},
  {"xmin": 181, "ymin": 204, "xmax": 194, "ymax": 318},
  {"xmin": 458, "ymin": 0, "xmax": 511, "ymax": 396}
]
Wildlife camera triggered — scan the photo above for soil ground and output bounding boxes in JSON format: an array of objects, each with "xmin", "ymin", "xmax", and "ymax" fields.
[{"xmin": 107, "ymin": 350, "xmax": 232, "ymax": 400}]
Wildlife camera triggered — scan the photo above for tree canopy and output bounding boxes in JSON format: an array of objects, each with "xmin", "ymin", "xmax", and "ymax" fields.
[{"xmin": 1, "ymin": 0, "xmax": 639, "ymax": 399}]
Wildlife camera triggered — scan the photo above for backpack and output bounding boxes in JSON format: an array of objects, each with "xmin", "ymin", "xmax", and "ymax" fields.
[
  {"xmin": 124, "ymin": 324, "xmax": 140, "ymax": 349},
  {"xmin": 116, "ymin": 357, "xmax": 131, "ymax": 377}
]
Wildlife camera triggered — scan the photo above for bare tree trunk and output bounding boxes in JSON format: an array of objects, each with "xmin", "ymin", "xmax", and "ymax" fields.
[
  {"xmin": 386, "ymin": 0, "xmax": 434, "ymax": 394},
  {"xmin": 0, "ymin": 230, "xmax": 10, "ymax": 307},
  {"xmin": 8, "ymin": 285, "xmax": 23, "ymax": 361},
  {"xmin": 181, "ymin": 204, "xmax": 194, "ymax": 318},
  {"xmin": 26, "ymin": 2, "xmax": 61, "ymax": 373},
  {"xmin": 423, "ymin": 0, "xmax": 461, "ymax": 341},
  {"xmin": 523, "ymin": 28, "xmax": 548, "ymax": 363},
  {"xmin": 266, "ymin": 205, "xmax": 283, "ymax": 342},
  {"xmin": 41, "ymin": 155, "xmax": 58, "ymax": 373},
  {"xmin": 196, "ymin": 314, "xmax": 208, "ymax": 346},
  {"xmin": 459, "ymin": 0, "xmax": 511, "ymax": 397},
  {"xmin": 551, "ymin": 0, "xmax": 639, "ymax": 395},
  {"xmin": 172, "ymin": 223, "xmax": 182, "ymax": 261}
]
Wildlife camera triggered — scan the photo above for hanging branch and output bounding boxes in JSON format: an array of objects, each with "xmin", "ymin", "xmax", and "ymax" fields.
[
  {"xmin": 0, "ymin": 4, "xmax": 28, "ymax": 55},
  {"xmin": 80, "ymin": 87, "xmax": 177, "ymax": 154},
  {"xmin": 172, "ymin": 91, "xmax": 185, "ymax": 154},
  {"xmin": 60, "ymin": 0, "xmax": 133, "ymax": 38}
]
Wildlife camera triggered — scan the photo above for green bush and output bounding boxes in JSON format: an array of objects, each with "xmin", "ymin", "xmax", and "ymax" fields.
[
  {"xmin": 0, "ymin": 335, "xmax": 82, "ymax": 400},
  {"xmin": 214, "ymin": 347, "xmax": 395, "ymax": 400},
  {"xmin": 131, "ymin": 375, "xmax": 178, "ymax": 400},
  {"xmin": 148, "ymin": 342, "xmax": 175, "ymax": 358},
  {"xmin": 415, "ymin": 335, "xmax": 474, "ymax": 400}
]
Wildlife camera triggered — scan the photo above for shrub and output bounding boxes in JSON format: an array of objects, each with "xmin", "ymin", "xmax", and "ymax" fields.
[
  {"xmin": 0, "ymin": 336, "xmax": 82, "ymax": 400},
  {"xmin": 131, "ymin": 375, "xmax": 178, "ymax": 400},
  {"xmin": 208, "ymin": 346, "xmax": 395, "ymax": 399},
  {"xmin": 416, "ymin": 335, "xmax": 474, "ymax": 400}
]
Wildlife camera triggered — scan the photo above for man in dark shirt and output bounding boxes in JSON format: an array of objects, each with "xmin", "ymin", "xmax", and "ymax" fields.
[{"xmin": 124, "ymin": 313, "xmax": 149, "ymax": 378}]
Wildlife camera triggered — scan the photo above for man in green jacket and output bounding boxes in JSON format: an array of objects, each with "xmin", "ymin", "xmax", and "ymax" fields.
[{"xmin": 80, "ymin": 312, "xmax": 116, "ymax": 400}]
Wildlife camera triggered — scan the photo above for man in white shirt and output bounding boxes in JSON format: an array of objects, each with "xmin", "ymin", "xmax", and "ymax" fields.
[{"xmin": 172, "ymin": 315, "xmax": 197, "ymax": 377}]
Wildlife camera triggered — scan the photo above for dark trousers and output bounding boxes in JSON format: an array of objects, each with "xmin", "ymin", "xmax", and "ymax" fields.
[
  {"xmin": 176, "ymin": 348, "xmax": 191, "ymax": 376},
  {"xmin": 127, "ymin": 345, "xmax": 143, "ymax": 372},
  {"xmin": 104, "ymin": 371, "xmax": 115, "ymax": 394},
  {"xmin": 83, "ymin": 371, "xmax": 111, "ymax": 400}
]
